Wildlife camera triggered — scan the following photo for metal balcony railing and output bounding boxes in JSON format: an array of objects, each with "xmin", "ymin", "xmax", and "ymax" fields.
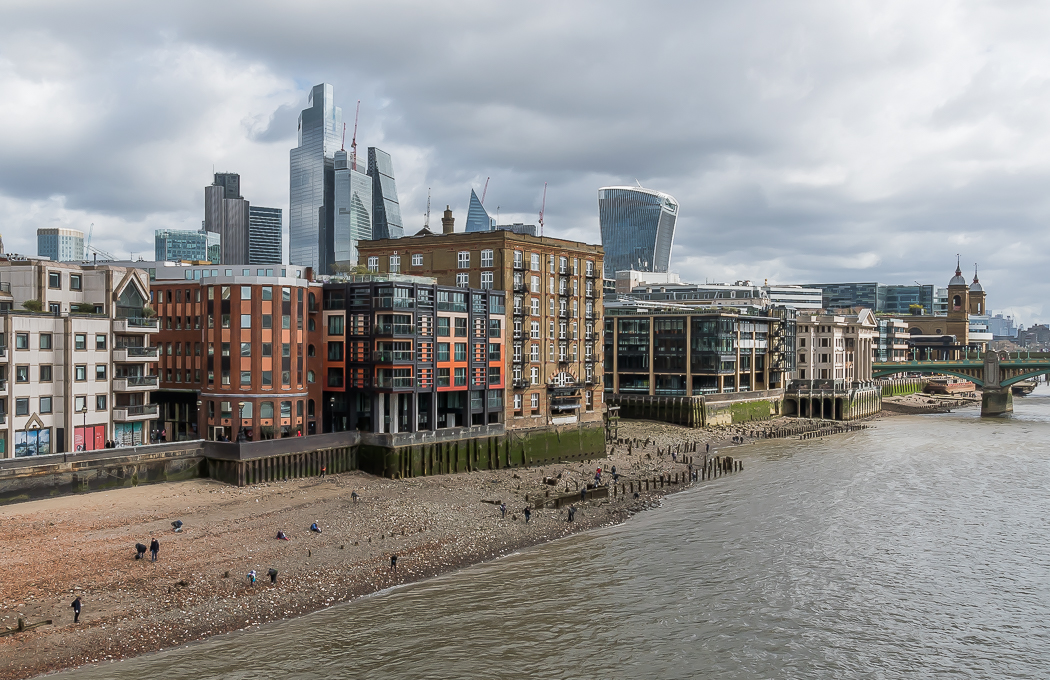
[
  {"xmin": 373, "ymin": 351, "xmax": 415, "ymax": 362},
  {"xmin": 374, "ymin": 376, "xmax": 415, "ymax": 388},
  {"xmin": 374, "ymin": 323, "xmax": 415, "ymax": 335}
]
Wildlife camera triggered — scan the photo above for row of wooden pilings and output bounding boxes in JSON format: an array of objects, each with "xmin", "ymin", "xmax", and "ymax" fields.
[
  {"xmin": 798, "ymin": 423, "xmax": 867, "ymax": 440},
  {"xmin": 609, "ymin": 454, "xmax": 741, "ymax": 499},
  {"xmin": 762, "ymin": 421, "xmax": 863, "ymax": 440},
  {"xmin": 207, "ymin": 446, "xmax": 357, "ymax": 487}
]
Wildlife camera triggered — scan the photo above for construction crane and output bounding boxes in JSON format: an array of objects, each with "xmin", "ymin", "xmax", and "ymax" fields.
[
  {"xmin": 350, "ymin": 100, "xmax": 361, "ymax": 170},
  {"xmin": 538, "ymin": 182, "xmax": 547, "ymax": 237},
  {"xmin": 424, "ymin": 188, "xmax": 431, "ymax": 229},
  {"xmin": 481, "ymin": 177, "xmax": 490, "ymax": 204},
  {"xmin": 341, "ymin": 123, "xmax": 346, "ymax": 150}
]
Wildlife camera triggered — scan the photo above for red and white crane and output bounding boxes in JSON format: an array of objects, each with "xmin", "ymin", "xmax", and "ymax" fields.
[
  {"xmin": 538, "ymin": 182, "xmax": 547, "ymax": 237},
  {"xmin": 481, "ymin": 177, "xmax": 490, "ymax": 204},
  {"xmin": 350, "ymin": 100, "xmax": 361, "ymax": 170}
]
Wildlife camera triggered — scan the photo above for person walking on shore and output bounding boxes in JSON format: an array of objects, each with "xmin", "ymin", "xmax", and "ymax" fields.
[
  {"xmin": 320, "ymin": 465, "xmax": 326, "ymax": 479},
  {"xmin": 71, "ymin": 596, "xmax": 82, "ymax": 624},
  {"xmin": 524, "ymin": 506, "xmax": 531, "ymax": 524},
  {"xmin": 248, "ymin": 570, "xmax": 257, "ymax": 586},
  {"xmin": 568, "ymin": 506, "xmax": 576, "ymax": 522},
  {"xmin": 351, "ymin": 491, "xmax": 359, "ymax": 503},
  {"xmin": 149, "ymin": 537, "xmax": 159, "ymax": 562},
  {"xmin": 268, "ymin": 568, "xmax": 278, "ymax": 584},
  {"xmin": 390, "ymin": 554, "xmax": 398, "ymax": 572},
  {"xmin": 500, "ymin": 502, "xmax": 506, "ymax": 519}
]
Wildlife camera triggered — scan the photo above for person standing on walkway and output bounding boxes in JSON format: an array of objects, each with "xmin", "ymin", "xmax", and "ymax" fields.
[
  {"xmin": 149, "ymin": 537, "xmax": 159, "ymax": 562},
  {"xmin": 71, "ymin": 596, "xmax": 82, "ymax": 623}
]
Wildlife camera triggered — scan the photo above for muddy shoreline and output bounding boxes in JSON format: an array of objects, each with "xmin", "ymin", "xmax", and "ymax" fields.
[{"xmin": 1, "ymin": 418, "xmax": 844, "ymax": 679}]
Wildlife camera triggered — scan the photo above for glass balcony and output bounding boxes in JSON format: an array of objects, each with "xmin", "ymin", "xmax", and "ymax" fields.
[{"xmin": 113, "ymin": 404, "xmax": 160, "ymax": 421}]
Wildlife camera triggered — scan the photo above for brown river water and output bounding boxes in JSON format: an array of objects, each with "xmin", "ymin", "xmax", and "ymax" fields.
[{"xmin": 54, "ymin": 388, "xmax": 1050, "ymax": 679}]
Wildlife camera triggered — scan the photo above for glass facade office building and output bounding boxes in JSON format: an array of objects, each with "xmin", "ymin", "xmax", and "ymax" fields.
[
  {"xmin": 598, "ymin": 186, "xmax": 678, "ymax": 275},
  {"xmin": 333, "ymin": 149, "xmax": 373, "ymax": 267},
  {"xmin": 465, "ymin": 188, "xmax": 495, "ymax": 232},
  {"xmin": 248, "ymin": 206, "xmax": 283, "ymax": 265},
  {"xmin": 290, "ymin": 83, "xmax": 342, "ymax": 272},
  {"xmin": 367, "ymin": 147, "xmax": 403, "ymax": 240},
  {"xmin": 802, "ymin": 282, "xmax": 934, "ymax": 315},
  {"xmin": 155, "ymin": 229, "xmax": 221, "ymax": 263},
  {"xmin": 37, "ymin": 228, "xmax": 84, "ymax": 261}
]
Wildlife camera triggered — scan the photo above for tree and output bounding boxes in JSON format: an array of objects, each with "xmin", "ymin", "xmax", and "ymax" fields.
[
  {"xmin": 909, "ymin": 304, "xmax": 925, "ymax": 315},
  {"xmin": 21, "ymin": 299, "xmax": 42, "ymax": 312},
  {"xmin": 71, "ymin": 302, "xmax": 97, "ymax": 314}
]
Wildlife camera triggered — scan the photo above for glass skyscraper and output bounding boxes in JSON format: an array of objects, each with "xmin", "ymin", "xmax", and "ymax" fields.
[
  {"xmin": 204, "ymin": 172, "xmax": 250, "ymax": 265},
  {"xmin": 465, "ymin": 188, "xmax": 495, "ymax": 232},
  {"xmin": 367, "ymin": 147, "xmax": 403, "ymax": 240},
  {"xmin": 290, "ymin": 84, "xmax": 342, "ymax": 272},
  {"xmin": 333, "ymin": 149, "xmax": 373, "ymax": 267},
  {"xmin": 37, "ymin": 228, "xmax": 85, "ymax": 261},
  {"xmin": 248, "ymin": 206, "xmax": 283, "ymax": 265},
  {"xmin": 598, "ymin": 186, "xmax": 678, "ymax": 275},
  {"xmin": 155, "ymin": 229, "xmax": 221, "ymax": 263}
]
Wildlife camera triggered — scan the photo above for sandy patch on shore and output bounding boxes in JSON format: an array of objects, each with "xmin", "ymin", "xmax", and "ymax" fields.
[{"xmin": 0, "ymin": 420, "xmax": 774, "ymax": 680}]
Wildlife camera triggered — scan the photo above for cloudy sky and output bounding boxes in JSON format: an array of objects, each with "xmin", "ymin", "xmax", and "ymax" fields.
[{"xmin": 2, "ymin": 0, "xmax": 1049, "ymax": 323}]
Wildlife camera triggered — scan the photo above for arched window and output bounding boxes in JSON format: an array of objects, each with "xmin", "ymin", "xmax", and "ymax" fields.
[
  {"xmin": 308, "ymin": 318, "xmax": 316, "ymax": 332},
  {"xmin": 308, "ymin": 399, "xmax": 315, "ymax": 417},
  {"xmin": 952, "ymin": 295, "xmax": 962, "ymax": 311},
  {"xmin": 308, "ymin": 344, "xmax": 316, "ymax": 357}
]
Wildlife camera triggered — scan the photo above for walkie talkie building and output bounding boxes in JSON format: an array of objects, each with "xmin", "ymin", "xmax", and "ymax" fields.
[{"xmin": 598, "ymin": 186, "xmax": 678, "ymax": 276}]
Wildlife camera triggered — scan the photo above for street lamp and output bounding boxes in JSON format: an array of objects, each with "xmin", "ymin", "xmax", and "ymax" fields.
[{"xmin": 329, "ymin": 396, "xmax": 336, "ymax": 433}]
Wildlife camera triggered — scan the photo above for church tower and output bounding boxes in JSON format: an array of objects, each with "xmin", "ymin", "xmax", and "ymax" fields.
[
  {"xmin": 969, "ymin": 265, "xmax": 986, "ymax": 316},
  {"xmin": 946, "ymin": 257, "xmax": 970, "ymax": 346}
]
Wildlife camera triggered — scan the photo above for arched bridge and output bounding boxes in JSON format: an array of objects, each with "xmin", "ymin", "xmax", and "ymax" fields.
[{"xmin": 872, "ymin": 351, "xmax": 1050, "ymax": 415}]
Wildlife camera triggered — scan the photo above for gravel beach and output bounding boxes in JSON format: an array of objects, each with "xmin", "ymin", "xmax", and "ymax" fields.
[{"xmin": 0, "ymin": 419, "xmax": 791, "ymax": 679}]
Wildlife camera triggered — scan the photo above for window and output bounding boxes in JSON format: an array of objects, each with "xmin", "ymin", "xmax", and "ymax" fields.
[
  {"xmin": 531, "ymin": 344, "xmax": 540, "ymax": 362},
  {"xmin": 437, "ymin": 367, "xmax": 451, "ymax": 387},
  {"xmin": 262, "ymin": 286, "xmax": 273, "ymax": 301},
  {"xmin": 262, "ymin": 314, "xmax": 272, "ymax": 329},
  {"xmin": 514, "ymin": 251, "xmax": 524, "ymax": 268},
  {"xmin": 241, "ymin": 342, "xmax": 252, "ymax": 357},
  {"xmin": 437, "ymin": 318, "xmax": 450, "ymax": 337},
  {"xmin": 530, "ymin": 253, "xmax": 540, "ymax": 271},
  {"xmin": 412, "ymin": 253, "xmax": 423, "ymax": 266},
  {"xmin": 39, "ymin": 397, "xmax": 52, "ymax": 414},
  {"xmin": 454, "ymin": 318, "xmax": 467, "ymax": 337},
  {"xmin": 456, "ymin": 273, "xmax": 469, "ymax": 288},
  {"xmin": 481, "ymin": 249, "xmax": 493, "ymax": 267},
  {"xmin": 454, "ymin": 343, "xmax": 467, "ymax": 361},
  {"xmin": 514, "ymin": 394, "xmax": 522, "ymax": 410},
  {"xmin": 437, "ymin": 343, "xmax": 450, "ymax": 361},
  {"xmin": 488, "ymin": 366, "xmax": 501, "ymax": 385},
  {"xmin": 458, "ymin": 251, "xmax": 471, "ymax": 268},
  {"xmin": 531, "ymin": 276, "xmax": 540, "ymax": 293},
  {"xmin": 368, "ymin": 256, "xmax": 379, "ymax": 273},
  {"xmin": 75, "ymin": 396, "xmax": 87, "ymax": 412},
  {"xmin": 281, "ymin": 401, "xmax": 292, "ymax": 418},
  {"xmin": 70, "ymin": 274, "xmax": 82, "ymax": 290},
  {"xmin": 481, "ymin": 272, "xmax": 493, "ymax": 290},
  {"xmin": 241, "ymin": 314, "xmax": 251, "ymax": 328},
  {"xmin": 75, "ymin": 365, "xmax": 87, "ymax": 381},
  {"xmin": 49, "ymin": 271, "xmax": 61, "ymax": 289},
  {"xmin": 221, "ymin": 342, "xmax": 231, "ymax": 357},
  {"xmin": 282, "ymin": 314, "xmax": 291, "ymax": 329},
  {"xmin": 15, "ymin": 333, "xmax": 28, "ymax": 350},
  {"xmin": 454, "ymin": 367, "xmax": 467, "ymax": 386},
  {"xmin": 328, "ymin": 315, "xmax": 344, "ymax": 335},
  {"xmin": 262, "ymin": 343, "xmax": 272, "ymax": 357},
  {"xmin": 530, "ymin": 321, "xmax": 540, "ymax": 339},
  {"xmin": 15, "ymin": 398, "xmax": 29, "ymax": 416},
  {"xmin": 240, "ymin": 285, "xmax": 252, "ymax": 300},
  {"xmin": 15, "ymin": 365, "xmax": 29, "ymax": 383},
  {"xmin": 241, "ymin": 371, "xmax": 252, "ymax": 386},
  {"xmin": 261, "ymin": 402, "xmax": 274, "ymax": 419},
  {"xmin": 39, "ymin": 333, "xmax": 52, "ymax": 350},
  {"xmin": 96, "ymin": 334, "xmax": 107, "ymax": 350},
  {"xmin": 40, "ymin": 365, "xmax": 52, "ymax": 382},
  {"xmin": 222, "ymin": 313, "xmax": 231, "ymax": 328},
  {"xmin": 96, "ymin": 395, "xmax": 107, "ymax": 411},
  {"xmin": 222, "ymin": 370, "xmax": 231, "ymax": 385},
  {"xmin": 96, "ymin": 365, "xmax": 106, "ymax": 380},
  {"xmin": 530, "ymin": 370, "xmax": 539, "ymax": 388}
]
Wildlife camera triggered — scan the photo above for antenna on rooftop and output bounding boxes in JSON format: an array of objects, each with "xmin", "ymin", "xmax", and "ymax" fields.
[
  {"xmin": 341, "ymin": 123, "xmax": 346, "ymax": 151},
  {"xmin": 425, "ymin": 188, "xmax": 431, "ymax": 229},
  {"xmin": 350, "ymin": 100, "xmax": 361, "ymax": 170},
  {"xmin": 635, "ymin": 178, "xmax": 642, "ymax": 187},
  {"xmin": 539, "ymin": 182, "xmax": 547, "ymax": 237},
  {"xmin": 481, "ymin": 177, "xmax": 490, "ymax": 204}
]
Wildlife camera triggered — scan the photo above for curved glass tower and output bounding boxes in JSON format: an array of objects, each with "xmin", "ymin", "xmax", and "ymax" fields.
[
  {"xmin": 290, "ymin": 84, "xmax": 342, "ymax": 271},
  {"xmin": 598, "ymin": 186, "xmax": 678, "ymax": 275}
]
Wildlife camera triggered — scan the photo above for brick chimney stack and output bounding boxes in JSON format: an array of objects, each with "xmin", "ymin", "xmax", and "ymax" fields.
[{"xmin": 442, "ymin": 206, "xmax": 455, "ymax": 234}]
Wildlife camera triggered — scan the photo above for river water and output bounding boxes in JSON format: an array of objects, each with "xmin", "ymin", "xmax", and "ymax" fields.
[{"xmin": 58, "ymin": 389, "xmax": 1050, "ymax": 679}]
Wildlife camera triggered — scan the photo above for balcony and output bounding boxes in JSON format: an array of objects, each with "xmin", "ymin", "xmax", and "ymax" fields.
[
  {"xmin": 512, "ymin": 379, "xmax": 530, "ymax": 390},
  {"xmin": 113, "ymin": 404, "xmax": 160, "ymax": 421},
  {"xmin": 373, "ymin": 350, "xmax": 415, "ymax": 363},
  {"xmin": 0, "ymin": 378, "xmax": 6, "ymax": 393},
  {"xmin": 374, "ymin": 323, "xmax": 415, "ymax": 336},
  {"xmin": 114, "ymin": 317, "xmax": 160, "ymax": 333},
  {"xmin": 586, "ymin": 269, "xmax": 596, "ymax": 279},
  {"xmin": 113, "ymin": 346, "xmax": 160, "ymax": 362},
  {"xmin": 373, "ymin": 376, "xmax": 415, "ymax": 389},
  {"xmin": 113, "ymin": 375, "xmax": 159, "ymax": 391}
]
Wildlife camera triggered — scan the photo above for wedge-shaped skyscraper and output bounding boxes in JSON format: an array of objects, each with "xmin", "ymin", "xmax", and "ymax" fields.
[
  {"xmin": 367, "ymin": 147, "xmax": 403, "ymax": 240},
  {"xmin": 465, "ymin": 188, "xmax": 495, "ymax": 232},
  {"xmin": 598, "ymin": 186, "xmax": 678, "ymax": 275}
]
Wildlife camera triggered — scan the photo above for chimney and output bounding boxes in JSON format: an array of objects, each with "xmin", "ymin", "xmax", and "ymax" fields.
[{"xmin": 441, "ymin": 206, "xmax": 455, "ymax": 234}]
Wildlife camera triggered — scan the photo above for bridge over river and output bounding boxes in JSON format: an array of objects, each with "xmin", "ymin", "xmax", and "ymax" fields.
[{"xmin": 873, "ymin": 351, "xmax": 1050, "ymax": 416}]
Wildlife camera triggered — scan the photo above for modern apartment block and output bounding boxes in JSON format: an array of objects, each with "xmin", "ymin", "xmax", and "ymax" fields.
[
  {"xmin": 876, "ymin": 317, "xmax": 910, "ymax": 362},
  {"xmin": 155, "ymin": 229, "xmax": 221, "ymax": 264},
  {"xmin": 598, "ymin": 186, "xmax": 678, "ymax": 275},
  {"xmin": 248, "ymin": 206, "xmax": 283, "ymax": 265},
  {"xmin": 358, "ymin": 222, "xmax": 605, "ymax": 429},
  {"xmin": 37, "ymin": 228, "xmax": 85, "ymax": 262},
  {"xmin": 0, "ymin": 257, "xmax": 159, "ymax": 456},
  {"xmin": 320, "ymin": 278, "xmax": 505, "ymax": 433},
  {"xmin": 150, "ymin": 264, "xmax": 321, "ymax": 441},
  {"xmin": 603, "ymin": 301, "xmax": 796, "ymax": 396},
  {"xmin": 205, "ymin": 173, "xmax": 250, "ymax": 265}
]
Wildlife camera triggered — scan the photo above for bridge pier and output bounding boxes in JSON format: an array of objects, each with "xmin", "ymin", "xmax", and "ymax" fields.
[{"xmin": 981, "ymin": 388, "xmax": 1013, "ymax": 416}]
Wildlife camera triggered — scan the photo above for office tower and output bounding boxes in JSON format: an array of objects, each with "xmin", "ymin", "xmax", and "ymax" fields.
[
  {"xmin": 155, "ymin": 229, "xmax": 221, "ymax": 263},
  {"xmin": 290, "ymin": 84, "xmax": 342, "ymax": 272},
  {"xmin": 248, "ymin": 206, "xmax": 283, "ymax": 265},
  {"xmin": 367, "ymin": 147, "xmax": 403, "ymax": 240},
  {"xmin": 37, "ymin": 228, "xmax": 85, "ymax": 262},
  {"xmin": 597, "ymin": 186, "xmax": 678, "ymax": 275},
  {"xmin": 204, "ymin": 173, "xmax": 250, "ymax": 264},
  {"xmin": 332, "ymin": 149, "xmax": 373, "ymax": 268},
  {"xmin": 465, "ymin": 188, "xmax": 495, "ymax": 232}
]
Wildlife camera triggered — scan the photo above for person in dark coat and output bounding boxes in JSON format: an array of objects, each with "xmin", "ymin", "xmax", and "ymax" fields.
[
  {"xmin": 71, "ymin": 596, "xmax": 82, "ymax": 623},
  {"xmin": 268, "ymin": 568, "xmax": 278, "ymax": 584},
  {"xmin": 135, "ymin": 543, "xmax": 147, "ymax": 560},
  {"xmin": 390, "ymin": 554, "xmax": 398, "ymax": 572},
  {"xmin": 524, "ymin": 506, "xmax": 532, "ymax": 524},
  {"xmin": 149, "ymin": 537, "xmax": 159, "ymax": 562}
]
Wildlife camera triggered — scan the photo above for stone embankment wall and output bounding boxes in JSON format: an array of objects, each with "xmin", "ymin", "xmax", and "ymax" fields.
[
  {"xmin": 880, "ymin": 377, "xmax": 927, "ymax": 397},
  {"xmin": 607, "ymin": 390, "xmax": 784, "ymax": 428}
]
